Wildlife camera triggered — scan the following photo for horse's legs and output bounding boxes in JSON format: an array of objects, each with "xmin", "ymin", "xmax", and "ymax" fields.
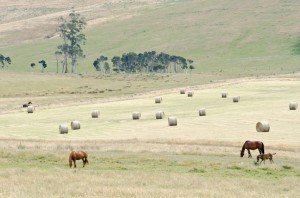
[
  {"xmin": 259, "ymin": 149, "xmax": 262, "ymax": 155},
  {"xmin": 247, "ymin": 149, "xmax": 252, "ymax": 158},
  {"xmin": 74, "ymin": 160, "xmax": 77, "ymax": 168},
  {"xmin": 85, "ymin": 158, "xmax": 89, "ymax": 164},
  {"xmin": 82, "ymin": 159, "xmax": 85, "ymax": 167}
]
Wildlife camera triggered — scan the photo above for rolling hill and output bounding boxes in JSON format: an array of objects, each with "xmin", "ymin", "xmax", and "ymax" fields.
[{"xmin": 1, "ymin": 0, "xmax": 300, "ymax": 76}]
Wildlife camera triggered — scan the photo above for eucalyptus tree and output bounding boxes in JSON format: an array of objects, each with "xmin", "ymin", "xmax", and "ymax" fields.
[
  {"xmin": 93, "ymin": 56, "xmax": 108, "ymax": 72},
  {"xmin": 54, "ymin": 51, "xmax": 63, "ymax": 73},
  {"xmin": 38, "ymin": 60, "xmax": 47, "ymax": 72},
  {"xmin": 57, "ymin": 10, "xmax": 86, "ymax": 73},
  {"xmin": 111, "ymin": 56, "xmax": 121, "ymax": 73},
  {"xmin": 104, "ymin": 62, "xmax": 110, "ymax": 73},
  {"xmin": 0, "ymin": 54, "xmax": 11, "ymax": 68},
  {"xmin": 187, "ymin": 59, "xmax": 194, "ymax": 72}
]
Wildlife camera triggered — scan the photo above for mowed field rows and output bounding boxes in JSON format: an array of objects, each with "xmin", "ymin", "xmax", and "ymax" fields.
[
  {"xmin": 0, "ymin": 76, "xmax": 299, "ymax": 197},
  {"xmin": 1, "ymin": 77, "xmax": 300, "ymax": 147}
]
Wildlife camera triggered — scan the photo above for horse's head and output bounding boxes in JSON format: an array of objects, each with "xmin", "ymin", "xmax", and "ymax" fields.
[{"xmin": 240, "ymin": 150, "xmax": 244, "ymax": 157}]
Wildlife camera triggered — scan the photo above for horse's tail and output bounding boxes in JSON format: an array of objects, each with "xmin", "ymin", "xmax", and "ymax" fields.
[{"xmin": 261, "ymin": 142, "xmax": 265, "ymax": 154}]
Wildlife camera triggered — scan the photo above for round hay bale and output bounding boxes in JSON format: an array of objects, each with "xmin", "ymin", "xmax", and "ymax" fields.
[
  {"xmin": 289, "ymin": 102, "xmax": 298, "ymax": 110},
  {"xmin": 71, "ymin": 120, "xmax": 81, "ymax": 130},
  {"xmin": 155, "ymin": 97, "xmax": 162, "ymax": 104},
  {"xmin": 91, "ymin": 110, "xmax": 100, "ymax": 118},
  {"xmin": 132, "ymin": 112, "xmax": 141, "ymax": 120},
  {"xmin": 27, "ymin": 105, "xmax": 34, "ymax": 113},
  {"xmin": 233, "ymin": 96, "xmax": 240, "ymax": 103},
  {"xmin": 168, "ymin": 116, "xmax": 177, "ymax": 126},
  {"xmin": 180, "ymin": 89, "xmax": 186, "ymax": 94},
  {"xmin": 199, "ymin": 108, "xmax": 206, "ymax": 116},
  {"xmin": 59, "ymin": 124, "xmax": 68, "ymax": 134},
  {"xmin": 187, "ymin": 91, "xmax": 194, "ymax": 97},
  {"xmin": 256, "ymin": 121, "xmax": 270, "ymax": 132},
  {"xmin": 222, "ymin": 92, "xmax": 227, "ymax": 98},
  {"xmin": 156, "ymin": 111, "xmax": 165, "ymax": 119}
]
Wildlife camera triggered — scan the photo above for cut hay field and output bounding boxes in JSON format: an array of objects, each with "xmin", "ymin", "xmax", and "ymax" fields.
[
  {"xmin": 1, "ymin": 74, "xmax": 300, "ymax": 145},
  {"xmin": 0, "ymin": 74, "xmax": 299, "ymax": 197}
]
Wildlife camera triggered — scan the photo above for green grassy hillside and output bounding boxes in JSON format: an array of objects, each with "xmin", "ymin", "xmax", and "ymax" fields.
[{"xmin": 1, "ymin": 0, "xmax": 300, "ymax": 76}]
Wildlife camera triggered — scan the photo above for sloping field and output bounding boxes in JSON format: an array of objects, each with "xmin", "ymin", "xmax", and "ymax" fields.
[
  {"xmin": 0, "ymin": 76, "xmax": 299, "ymax": 198},
  {"xmin": 1, "ymin": 76, "xmax": 299, "ymax": 147},
  {"xmin": 1, "ymin": 0, "xmax": 300, "ymax": 75}
]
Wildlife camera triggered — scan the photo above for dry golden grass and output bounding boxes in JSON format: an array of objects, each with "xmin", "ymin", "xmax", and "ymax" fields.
[
  {"xmin": 0, "ymin": 139, "xmax": 299, "ymax": 198},
  {"xmin": 0, "ymin": 169, "xmax": 298, "ymax": 198}
]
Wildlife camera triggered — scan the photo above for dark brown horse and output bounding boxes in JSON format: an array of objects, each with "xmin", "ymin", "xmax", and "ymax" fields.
[
  {"xmin": 69, "ymin": 150, "xmax": 89, "ymax": 168},
  {"xmin": 240, "ymin": 140, "xmax": 264, "ymax": 158}
]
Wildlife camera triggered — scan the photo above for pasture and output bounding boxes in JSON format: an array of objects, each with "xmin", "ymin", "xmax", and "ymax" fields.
[
  {"xmin": 2, "ymin": 0, "xmax": 300, "ymax": 75},
  {"xmin": 1, "ymin": 0, "xmax": 300, "ymax": 197},
  {"xmin": 0, "ymin": 73, "xmax": 299, "ymax": 197}
]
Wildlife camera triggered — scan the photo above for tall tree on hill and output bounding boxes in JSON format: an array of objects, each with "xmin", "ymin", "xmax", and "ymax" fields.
[
  {"xmin": 57, "ymin": 10, "xmax": 86, "ymax": 73},
  {"xmin": 0, "ymin": 54, "xmax": 11, "ymax": 69},
  {"xmin": 54, "ymin": 51, "xmax": 63, "ymax": 73}
]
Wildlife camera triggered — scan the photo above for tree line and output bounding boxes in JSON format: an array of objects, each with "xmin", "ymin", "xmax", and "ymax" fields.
[{"xmin": 93, "ymin": 52, "xmax": 194, "ymax": 74}]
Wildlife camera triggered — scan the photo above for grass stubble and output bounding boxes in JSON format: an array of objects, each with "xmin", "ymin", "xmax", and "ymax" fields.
[{"xmin": 0, "ymin": 139, "xmax": 299, "ymax": 198}]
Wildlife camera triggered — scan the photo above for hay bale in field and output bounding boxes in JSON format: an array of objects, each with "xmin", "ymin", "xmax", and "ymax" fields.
[
  {"xmin": 256, "ymin": 121, "xmax": 270, "ymax": 132},
  {"xmin": 71, "ymin": 120, "xmax": 81, "ymax": 130},
  {"xmin": 199, "ymin": 108, "xmax": 206, "ymax": 116},
  {"xmin": 59, "ymin": 124, "xmax": 68, "ymax": 134},
  {"xmin": 132, "ymin": 112, "xmax": 141, "ymax": 120},
  {"xmin": 180, "ymin": 89, "xmax": 186, "ymax": 94},
  {"xmin": 91, "ymin": 110, "xmax": 100, "ymax": 118},
  {"xmin": 187, "ymin": 91, "xmax": 194, "ymax": 97},
  {"xmin": 155, "ymin": 111, "xmax": 165, "ymax": 119},
  {"xmin": 168, "ymin": 116, "xmax": 177, "ymax": 126},
  {"xmin": 155, "ymin": 97, "xmax": 162, "ymax": 104},
  {"xmin": 233, "ymin": 96, "xmax": 240, "ymax": 103},
  {"xmin": 27, "ymin": 105, "xmax": 34, "ymax": 113},
  {"xmin": 222, "ymin": 92, "xmax": 227, "ymax": 98},
  {"xmin": 289, "ymin": 102, "xmax": 298, "ymax": 110}
]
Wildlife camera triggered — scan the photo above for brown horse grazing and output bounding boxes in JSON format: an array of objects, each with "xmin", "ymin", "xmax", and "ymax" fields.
[
  {"xmin": 240, "ymin": 140, "xmax": 264, "ymax": 158},
  {"xmin": 257, "ymin": 153, "xmax": 276, "ymax": 164},
  {"xmin": 69, "ymin": 150, "xmax": 89, "ymax": 168}
]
